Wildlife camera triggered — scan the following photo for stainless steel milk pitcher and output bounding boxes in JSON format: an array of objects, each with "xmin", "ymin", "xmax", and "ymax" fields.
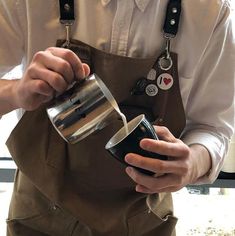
[{"xmin": 47, "ymin": 73, "xmax": 120, "ymax": 144}]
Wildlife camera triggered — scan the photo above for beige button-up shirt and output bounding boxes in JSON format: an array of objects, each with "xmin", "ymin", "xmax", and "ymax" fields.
[{"xmin": 0, "ymin": 0, "xmax": 234, "ymax": 184}]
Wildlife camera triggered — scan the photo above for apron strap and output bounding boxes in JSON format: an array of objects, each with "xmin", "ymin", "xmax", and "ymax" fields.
[
  {"xmin": 59, "ymin": 0, "xmax": 75, "ymax": 24},
  {"xmin": 160, "ymin": 0, "xmax": 181, "ymax": 71},
  {"xmin": 59, "ymin": 0, "xmax": 75, "ymax": 47},
  {"xmin": 58, "ymin": 0, "xmax": 181, "ymax": 37},
  {"xmin": 163, "ymin": 0, "xmax": 182, "ymax": 38}
]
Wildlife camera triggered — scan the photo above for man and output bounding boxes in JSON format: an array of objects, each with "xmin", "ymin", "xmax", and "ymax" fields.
[{"xmin": 0, "ymin": 0, "xmax": 234, "ymax": 235}]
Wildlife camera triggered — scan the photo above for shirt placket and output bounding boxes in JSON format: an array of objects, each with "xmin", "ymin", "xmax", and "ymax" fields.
[{"xmin": 110, "ymin": 0, "xmax": 135, "ymax": 56}]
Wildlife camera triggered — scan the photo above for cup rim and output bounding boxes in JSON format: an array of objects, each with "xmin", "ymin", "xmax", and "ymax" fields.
[{"xmin": 105, "ymin": 114, "xmax": 145, "ymax": 149}]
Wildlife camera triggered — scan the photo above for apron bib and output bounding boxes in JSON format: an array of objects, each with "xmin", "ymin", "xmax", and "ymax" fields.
[{"xmin": 6, "ymin": 39, "xmax": 185, "ymax": 236}]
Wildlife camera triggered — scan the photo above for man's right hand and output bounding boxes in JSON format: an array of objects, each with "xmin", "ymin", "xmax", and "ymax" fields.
[{"xmin": 13, "ymin": 47, "xmax": 90, "ymax": 111}]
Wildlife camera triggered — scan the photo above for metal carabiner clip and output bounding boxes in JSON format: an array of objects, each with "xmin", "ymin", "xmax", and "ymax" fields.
[
  {"xmin": 158, "ymin": 37, "xmax": 173, "ymax": 71},
  {"xmin": 62, "ymin": 23, "xmax": 72, "ymax": 48}
]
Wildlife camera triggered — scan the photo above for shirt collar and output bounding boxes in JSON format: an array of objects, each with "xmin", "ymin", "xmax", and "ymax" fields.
[{"xmin": 101, "ymin": 0, "xmax": 151, "ymax": 12}]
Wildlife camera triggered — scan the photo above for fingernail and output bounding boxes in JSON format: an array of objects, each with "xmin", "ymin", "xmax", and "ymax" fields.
[
  {"xmin": 126, "ymin": 167, "xmax": 133, "ymax": 175},
  {"xmin": 125, "ymin": 154, "xmax": 130, "ymax": 163}
]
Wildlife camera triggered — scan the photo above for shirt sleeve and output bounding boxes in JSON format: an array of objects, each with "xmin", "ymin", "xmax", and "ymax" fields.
[
  {"xmin": 0, "ymin": 0, "xmax": 24, "ymax": 78},
  {"xmin": 181, "ymin": 4, "xmax": 235, "ymax": 184}
]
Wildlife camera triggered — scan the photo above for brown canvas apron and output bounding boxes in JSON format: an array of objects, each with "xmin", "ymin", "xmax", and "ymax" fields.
[{"xmin": 6, "ymin": 38, "xmax": 186, "ymax": 236}]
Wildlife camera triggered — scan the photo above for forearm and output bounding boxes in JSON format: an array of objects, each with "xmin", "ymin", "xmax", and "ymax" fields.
[
  {"xmin": 0, "ymin": 79, "xmax": 20, "ymax": 116},
  {"xmin": 189, "ymin": 144, "xmax": 212, "ymax": 184}
]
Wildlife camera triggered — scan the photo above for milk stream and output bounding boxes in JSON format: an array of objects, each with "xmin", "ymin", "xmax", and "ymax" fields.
[
  {"xmin": 119, "ymin": 112, "xmax": 129, "ymax": 135},
  {"xmin": 113, "ymin": 103, "xmax": 129, "ymax": 135},
  {"xmin": 105, "ymin": 85, "xmax": 129, "ymax": 136}
]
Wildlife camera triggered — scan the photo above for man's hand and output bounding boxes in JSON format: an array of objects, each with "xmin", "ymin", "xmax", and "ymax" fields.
[
  {"xmin": 13, "ymin": 47, "xmax": 90, "ymax": 111},
  {"xmin": 125, "ymin": 126, "xmax": 212, "ymax": 194}
]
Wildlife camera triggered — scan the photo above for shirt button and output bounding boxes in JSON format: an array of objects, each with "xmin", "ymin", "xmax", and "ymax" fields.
[{"xmin": 102, "ymin": 0, "xmax": 111, "ymax": 5}]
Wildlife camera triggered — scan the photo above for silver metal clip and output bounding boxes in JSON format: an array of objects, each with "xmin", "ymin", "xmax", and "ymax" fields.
[
  {"xmin": 61, "ymin": 23, "xmax": 73, "ymax": 48},
  {"xmin": 165, "ymin": 37, "xmax": 171, "ymax": 60},
  {"xmin": 158, "ymin": 37, "xmax": 173, "ymax": 71}
]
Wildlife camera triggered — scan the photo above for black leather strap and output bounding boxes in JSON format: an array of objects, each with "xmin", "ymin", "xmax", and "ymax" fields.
[
  {"xmin": 59, "ymin": 0, "xmax": 75, "ymax": 23},
  {"xmin": 58, "ymin": 0, "xmax": 181, "ymax": 37},
  {"xmin": 163, "ymin": 0, "xmax": 181, "ymax": 37}
]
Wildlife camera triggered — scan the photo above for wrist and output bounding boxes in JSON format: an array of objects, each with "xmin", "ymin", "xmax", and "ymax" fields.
[
  {"xmin": 0, "ymin": 79, "xmax": 21, "ymax": 115},
  {"xmin": 189, "ymin": 144, "xmax": 212, "ymax": 184}
]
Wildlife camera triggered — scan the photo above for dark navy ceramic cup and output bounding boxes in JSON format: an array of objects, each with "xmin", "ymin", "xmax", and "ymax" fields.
[{"xmin": 105, "ymin": 114, "xmax": 167, "ymax": 175}]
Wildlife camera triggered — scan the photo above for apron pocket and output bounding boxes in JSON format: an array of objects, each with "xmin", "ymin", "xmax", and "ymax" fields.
[
  {"xmin": 6, "ymin": 204, "xmax": 78, "ymax": 236},
  {"xmin": 127, "ymin": 208, "xmax": 177, "ymax": 236}
]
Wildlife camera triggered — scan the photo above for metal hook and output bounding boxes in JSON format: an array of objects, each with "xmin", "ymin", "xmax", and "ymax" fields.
[
  {"xmin": 165, "ymin": 38, "xmax": 171, "ymax": 59},
  {"xmin": 62, "ymin": 24, "xmax": 71, "ymax": 48},
  {"xmin": 158, "ymin": 55, "xmax": 173, "ymax": 71},
  {"xmin": 158, "ymin": 38, "xmax": 173, "ymax": 71}
]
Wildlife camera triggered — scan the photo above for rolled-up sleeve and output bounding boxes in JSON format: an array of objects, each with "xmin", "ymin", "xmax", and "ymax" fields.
[
  {"xmin": 181, "ymin": 5, "xmax": 235, "ymax": 184},
  {"xmin": 0, "ymin": 0, "xmax": 24, "ymax": 77}
]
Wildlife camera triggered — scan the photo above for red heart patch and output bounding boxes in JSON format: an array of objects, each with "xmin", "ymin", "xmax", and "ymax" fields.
[{"xmin": 163, "ymin": 78, "xmax": 172, "ymax": 85}]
